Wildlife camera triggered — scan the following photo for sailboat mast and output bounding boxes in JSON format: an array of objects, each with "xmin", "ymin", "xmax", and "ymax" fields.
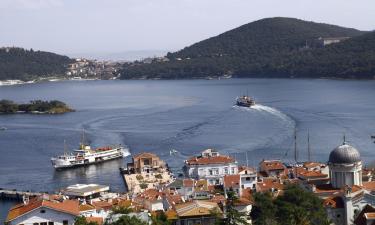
[
  {"xmin": 64, "ymin": 139, "xmax": 67, "ymax": 155},
  {"xmin": 307, "ymin": 131, "xmax": 311, "ymax": 162},
  {"xmin": 294, "ymin": 128, "xmax": 298, "ymax": 163}
]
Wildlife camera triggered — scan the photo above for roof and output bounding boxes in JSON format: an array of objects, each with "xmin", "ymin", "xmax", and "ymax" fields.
[
  {"xmin": 61, "ymin": 184, "xmax": 109, "ymax": 197},
  {"xmin": 224, "ymin": 175, "xmax": 240, "ymax": 188},
  {"xmin": 79, "ymin": 204, "xmax": 96, "ymax": 211},
  {"xmin": 86, "ymin": 217, "xmax": 104, "ymax": 225},
  {"xmin": 329, "ymin": 143, "xmax": 361, "ymax": 164},
  {"xmin": 133, "ymin": 152, "xmax": 159, "ymax": 159},
  {"xmin": 185, "ymin": 155, "xmax": 235, "ymax": 165},
  {"xmin": 91, "ymin": 201, "xmax": 113, "ymax": 211},
  {"xmin": 183, "ymin": 179, "xmax": 194, "ymax": 188},
  {"xmin": 165, "ymin": 209, "xmax": 178, "ymax": 220},
  {"xmin": 362, "ymin": 181, "xmax": 375, "ymax": 192},
  {"xmin": 260, "ymin": 160, "xmax": 285, "ymax": 171},
  {"xmin": 6, "ymin": 197, "xmax": 79, "ymax": 222},
  {"xmin": 323, "ymin": 196, "xmax": 344, "ymax": 209},
  {"xmin": 256, "ymin": 178, "xmax": 284, "ymax": 193},
  {"xmin": 354, "ymin": 204, "xmax": 375, "ymax": 225},
  {"xmin": 175, "ymin": 200, "xmax": 221, "ymax": 218},
  {"xmin": 303, "ymin": 162, "xmax": 322, "ymax": 168}
]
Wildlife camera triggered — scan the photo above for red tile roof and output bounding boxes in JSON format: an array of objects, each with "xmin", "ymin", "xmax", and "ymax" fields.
[
  {"xmin": 260, "ymin": 160, "xmax": 285, "ymax": 171},
  {"xmin": 6, "ymin": 196, "xmax": 79, "ymax": 222},
  {"xmin": 186, "ymin": 155, "xmax": 235, "ymax": 165},
  {"xmin": 224, "ymin": 175, "xmax": 240, "ymax": 188},
  {"xmin": 323, "ymin": 196, "xmax": 344, "ymax": 209}
]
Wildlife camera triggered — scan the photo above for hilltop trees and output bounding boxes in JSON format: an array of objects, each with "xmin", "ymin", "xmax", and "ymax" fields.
[{"xmin": 251, "ymin": 185, "xmax": 330, "ymax": 225}]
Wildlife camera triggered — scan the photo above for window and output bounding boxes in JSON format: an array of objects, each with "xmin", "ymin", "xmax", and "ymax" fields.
[
  {"xmin": 40, "ymin": 222, "xmax": 47, "ymax": 225},
  {"xmin": 209, "ymin": 170, "xmax": 213, "ymax": 175},
  {"xmin": 63, "ymin": 220, "xmax": 69, "ymax": 225},
  {"xmin": 40, "ymin": 209, "xmax": 46, "ymax": 213},
  {"xmin": 246, "ymin": 177, "xmax": 251, "ymax": 181},
  {"xmin": 231, "ymin": 167, "xmax": 235, "ymax": 174},
  {"xmin": 224, "ymin": 167, "xmax": 228, "ymax": 174},
  {"xmin": 33, "ymin": 223, "xmax": 38, "ymax": 225},
  {"xmin": 48, "ymin": 222, "xmax": 54, "ymax": 225}
]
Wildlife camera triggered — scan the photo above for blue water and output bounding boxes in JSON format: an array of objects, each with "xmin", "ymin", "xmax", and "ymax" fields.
[{"xmin": 1, "ymin": 79, "xmax": 375, "ymax": 221}]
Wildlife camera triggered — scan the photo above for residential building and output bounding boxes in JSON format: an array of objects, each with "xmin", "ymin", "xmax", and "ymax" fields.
[
  {"xmin": 174, "ymin": 200, "xmax": 222, "ymax": 225},
  {"xmin": 259, "ymin": 160, "xmax": 286, "ymax": 177},
  {"xmin": 183, "ymin": 149, "xmax": 238, "ymax": 185},
  {"xmin": 60, "ymin": 184, "xmax": 110, "ymax": 200},
  {"xmin": 5, "ymin": 195, "xmax": 79, "ymax": 225}
]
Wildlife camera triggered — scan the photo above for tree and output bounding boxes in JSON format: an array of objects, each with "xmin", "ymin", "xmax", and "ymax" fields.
[
  {"xmin": 251, "ymin": 185, "xmax": 330, "ymax": 225},
  {"xmin": 110, "ymin": 215, "xmax": 148, "ymax": 225},
  {"xmin": 151, "ymin": 211, "xmax": 171, "ymax": 225},
  {"xmin": 225, "ymin": 189, "xmax": 250, "ymax": 225},
  {"xmin": 74, "ymin": 216, "xmax": 98, "ymax": 225}
]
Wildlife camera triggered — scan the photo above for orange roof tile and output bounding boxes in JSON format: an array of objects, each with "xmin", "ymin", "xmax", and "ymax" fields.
[
  {"xmin": 363, "ymin": 181, "xmax": 375, "ymax": 191},
  {"xmin": 6, "ymin": 197, "xmax": 79, "ymax": 222},
  {"xmin": 260, "ymin": 160, "xmax": 285, "ymax": 171},
  {"xmin": 323, "ymin": 196, "xmax": 344, "ymax": 209},
  {"xmin": 224, "ymin": 175, "xmax": 240, "ymax": 188},
  {"xmin": 183, "ymin": 179, "xmax": 194, "ymax": 187},
  {"xmin": 256, "ymin": 179, "xmax": 284, "ymax": 192},
  {"xmin": 79, "ymin": 204, "xmax": 96, "ymax": 211},
  {"xmin": 86, "ymin": 217, "xmax": 104, "ymax": 225},
  {"xmin": 186, "ymin": 155, "xmax": 235, "ymax": 165}
]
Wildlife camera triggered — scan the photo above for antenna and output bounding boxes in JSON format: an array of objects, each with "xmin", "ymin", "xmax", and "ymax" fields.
[
  {"xmin": 343, "ymin": 133, "xmax": 346, "ymax": 144},
  {"xmin": 307, "ymin": 130, "xmax": 311, "ymax": 162},
  {"xmin": 294, "ymin": 127, "xmax": 298, "ymax": 163}
]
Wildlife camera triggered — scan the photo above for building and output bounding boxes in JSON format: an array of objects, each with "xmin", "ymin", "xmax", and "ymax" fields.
[
  {"xmin": 259, "ymin": 160, "xmax": 286, "ymax": 177},
  {"xmin": 127, "ymin": 152, "xmax": 166, "ymax": 174},
  {"xmin": 61, "ymin": 184, "xmax": 110, "ymax": 200},
  {"xmin": 328, "ymin": 142, "xmax": 362, "ymax": 188},
  {"xmin": 5, "ymin": 195, "xmax": 79, "ymax": 225},
  {"xmin": 183, "ymin": 149, "xmax": 238, "ymax": 185},
  {"xmin": 174, "ymin": 200, "xmax": 222, "ymax": 225},
  {"xmin": 133, "ymin": 189, "xmax": 164, "ymax": 212},
  {"xmin": 318, "ymin": 37, "xmax": 350, "ymax": 46}
]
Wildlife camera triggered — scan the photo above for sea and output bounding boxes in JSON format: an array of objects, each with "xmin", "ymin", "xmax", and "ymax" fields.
[{"xmin": 1, "ymin": 78, "xmax": 375, "ymax": 221}]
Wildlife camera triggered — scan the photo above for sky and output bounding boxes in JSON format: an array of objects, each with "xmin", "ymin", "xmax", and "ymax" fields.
[{"xmin": 0, "ymin": 0, "xmax": 374, "ymax": 58}]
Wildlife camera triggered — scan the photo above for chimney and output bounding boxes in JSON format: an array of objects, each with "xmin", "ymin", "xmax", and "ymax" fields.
[{"xmin": 23, "ymin": 195, "xmax": 29, "ymax": 205}]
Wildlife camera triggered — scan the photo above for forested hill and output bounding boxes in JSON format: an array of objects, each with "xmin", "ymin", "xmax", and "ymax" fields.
[
  {"xmin": 119, "ymin": 17, "xmax": 373, "ymax": 79},
  {"xmin": 0, "ymin": 47, "xmax": 73, "ymax": 81}
]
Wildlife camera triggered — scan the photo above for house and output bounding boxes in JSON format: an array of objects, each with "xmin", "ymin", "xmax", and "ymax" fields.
[
  {"xmin": 259, "ymin": 160, "xmax": 286, "ymax": 178},
  {"xmin": 239, "ymin": 166, "xmax": 257, "ymax": 190},
  {"xmin": 179, "ymin": 179, "xmax": 211, "ymax": 200},
  {"xmin": 127, "ymin": 152, "xmax": 166, "ymax": 174},
  {"xmin": 183, "ymin": 149, "xmax": 238, "ymax": 185},
  {"xmin": 133, "ymin": 189, "xmax": 164, "ymax": 212},
  {"xmin": 174, "ymin": 200, "xmax": 222, "ymax": 225},
  {"xmin": 5, "ymin": 195, "xmax": 79, "ymax": 225}
]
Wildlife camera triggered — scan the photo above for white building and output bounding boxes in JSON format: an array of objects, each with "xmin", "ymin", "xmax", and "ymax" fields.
[
  {"xmin": 6, "ymin": 195, "xmax": 79, "ymax": 225},
  {"xmin": 183, "ymin": 149, "xmax": 238, "ymax": 185}
]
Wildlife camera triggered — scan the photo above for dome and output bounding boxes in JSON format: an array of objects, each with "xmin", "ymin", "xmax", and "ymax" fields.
[{"xmin": 328, "ymin": 143, "xmax": 361, "ymax": 164}]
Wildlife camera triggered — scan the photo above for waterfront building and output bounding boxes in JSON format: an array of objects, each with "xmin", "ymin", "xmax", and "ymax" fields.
[
  {"xmin": 127, "ymin": 152, "xmax": 167, "ymax": 174},
  {"xmin": 183, "ymin": 149, "xmax": 238, "ymax": 185},
  {"xmin": 5, "ymin": 195, "xmax": 79, "ymax": 225},
  {"xmin": 60, "ymin": 184, "xmax": 110, "ymax": 200}
]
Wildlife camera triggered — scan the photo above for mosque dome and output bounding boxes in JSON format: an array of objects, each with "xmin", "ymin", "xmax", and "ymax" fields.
[{"xmin": 328, "ymin": 143, "xmax": 361, "ymax": 164}]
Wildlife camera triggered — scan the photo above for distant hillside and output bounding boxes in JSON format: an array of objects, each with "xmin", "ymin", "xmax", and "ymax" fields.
[
  {"xmin": 0, "ymin": 47, "xmax": 73, "ymax": 81},
  {"xmin": 119, "ymin": 17, "xmax": 372, "ymax": 79}
]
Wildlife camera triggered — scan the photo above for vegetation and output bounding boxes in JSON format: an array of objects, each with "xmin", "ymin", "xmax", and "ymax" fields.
[
  {"xmin": 0, "ymin": 47, "xmax": 73, "ymax": 81},
  {"xmin": 111, "ymin": 206, "xmax": 133, "ymax": 214},
  {"xmin": 119, "ymin": 17, "xmax": 375, "ymax": 79},
  {"xmin": 136, "ymin": 175, "xmax": 144, "ymax": 180},
  {"xmin": 154, "ymin": 174, "xmax": 163, "ymax": 179},
  {"xmin": 225, "ymin": 189, "xmax": 250, "ymax": 225},
  {"xmin": 74, "ymin": 216, "xmax": 98, "ymax": 225},
  {"xmin": 0, "ymin": 99, "xmax": 74, "ymax": 114},
  {"xmin": 251, "ymin": 185, "xmax": 330, "ymax": 225},
  {"xmin": 151, "ymin": 211, "xmax": 172, "ymax": 225},
  {"xmin": 139, "ymin": 183, "xmax": 148, "ymax": 189},
  {"xmin": 109, "ymin": 215, "xmax": 148, "ymax": 225}
]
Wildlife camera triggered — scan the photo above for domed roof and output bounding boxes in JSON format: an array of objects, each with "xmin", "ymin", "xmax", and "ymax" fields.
[{"xmin": 328, "ymin": 143, "xmax": 361, "ymax": 164}]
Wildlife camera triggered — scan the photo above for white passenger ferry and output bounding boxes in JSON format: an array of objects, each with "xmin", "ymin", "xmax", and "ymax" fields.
[{"xmin": 51, "ymin": 135, "xmax": 128, "ymax": 169}]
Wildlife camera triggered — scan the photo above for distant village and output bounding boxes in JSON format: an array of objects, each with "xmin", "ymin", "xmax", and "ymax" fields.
[{"xmin": 2, "ymin": 138, "xmax": 375, "ymax": 225}]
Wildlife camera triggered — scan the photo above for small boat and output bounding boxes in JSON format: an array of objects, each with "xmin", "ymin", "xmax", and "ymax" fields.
[
  {"xmin": 236, "ymin": 95, "xmax": 255, "ymax": 107},
  {"xmin": 170, "ymin": 149, "xmax": 178, "ymax": 156},
  {"xmin": 0, "ymin": 127, "xmax": 7, "ymax": 131}
]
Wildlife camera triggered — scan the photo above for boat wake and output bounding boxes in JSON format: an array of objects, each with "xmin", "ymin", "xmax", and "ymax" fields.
[{"xmin": 233, "ymin": 104, "xmax": 292, "ymax": 122}]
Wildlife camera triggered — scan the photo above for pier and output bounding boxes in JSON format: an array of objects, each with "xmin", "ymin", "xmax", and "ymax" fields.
[{"xmin": 0, "ymin": 189, "xmax": 42, "ymax": 200}]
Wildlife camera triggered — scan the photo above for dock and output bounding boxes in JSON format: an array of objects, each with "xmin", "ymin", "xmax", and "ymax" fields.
[{"xmin": 0, "ymin": 189, "xmax": 43, "ymax": 200}]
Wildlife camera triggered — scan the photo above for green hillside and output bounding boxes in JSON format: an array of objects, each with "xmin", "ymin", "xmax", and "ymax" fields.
[
  {"xmin": 119, "ymin": 17, "xmax": 372, "ymax": 79},
  {"xmin": 0, "ymin": 47, "xmax": 73, "ymax": 81}
]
